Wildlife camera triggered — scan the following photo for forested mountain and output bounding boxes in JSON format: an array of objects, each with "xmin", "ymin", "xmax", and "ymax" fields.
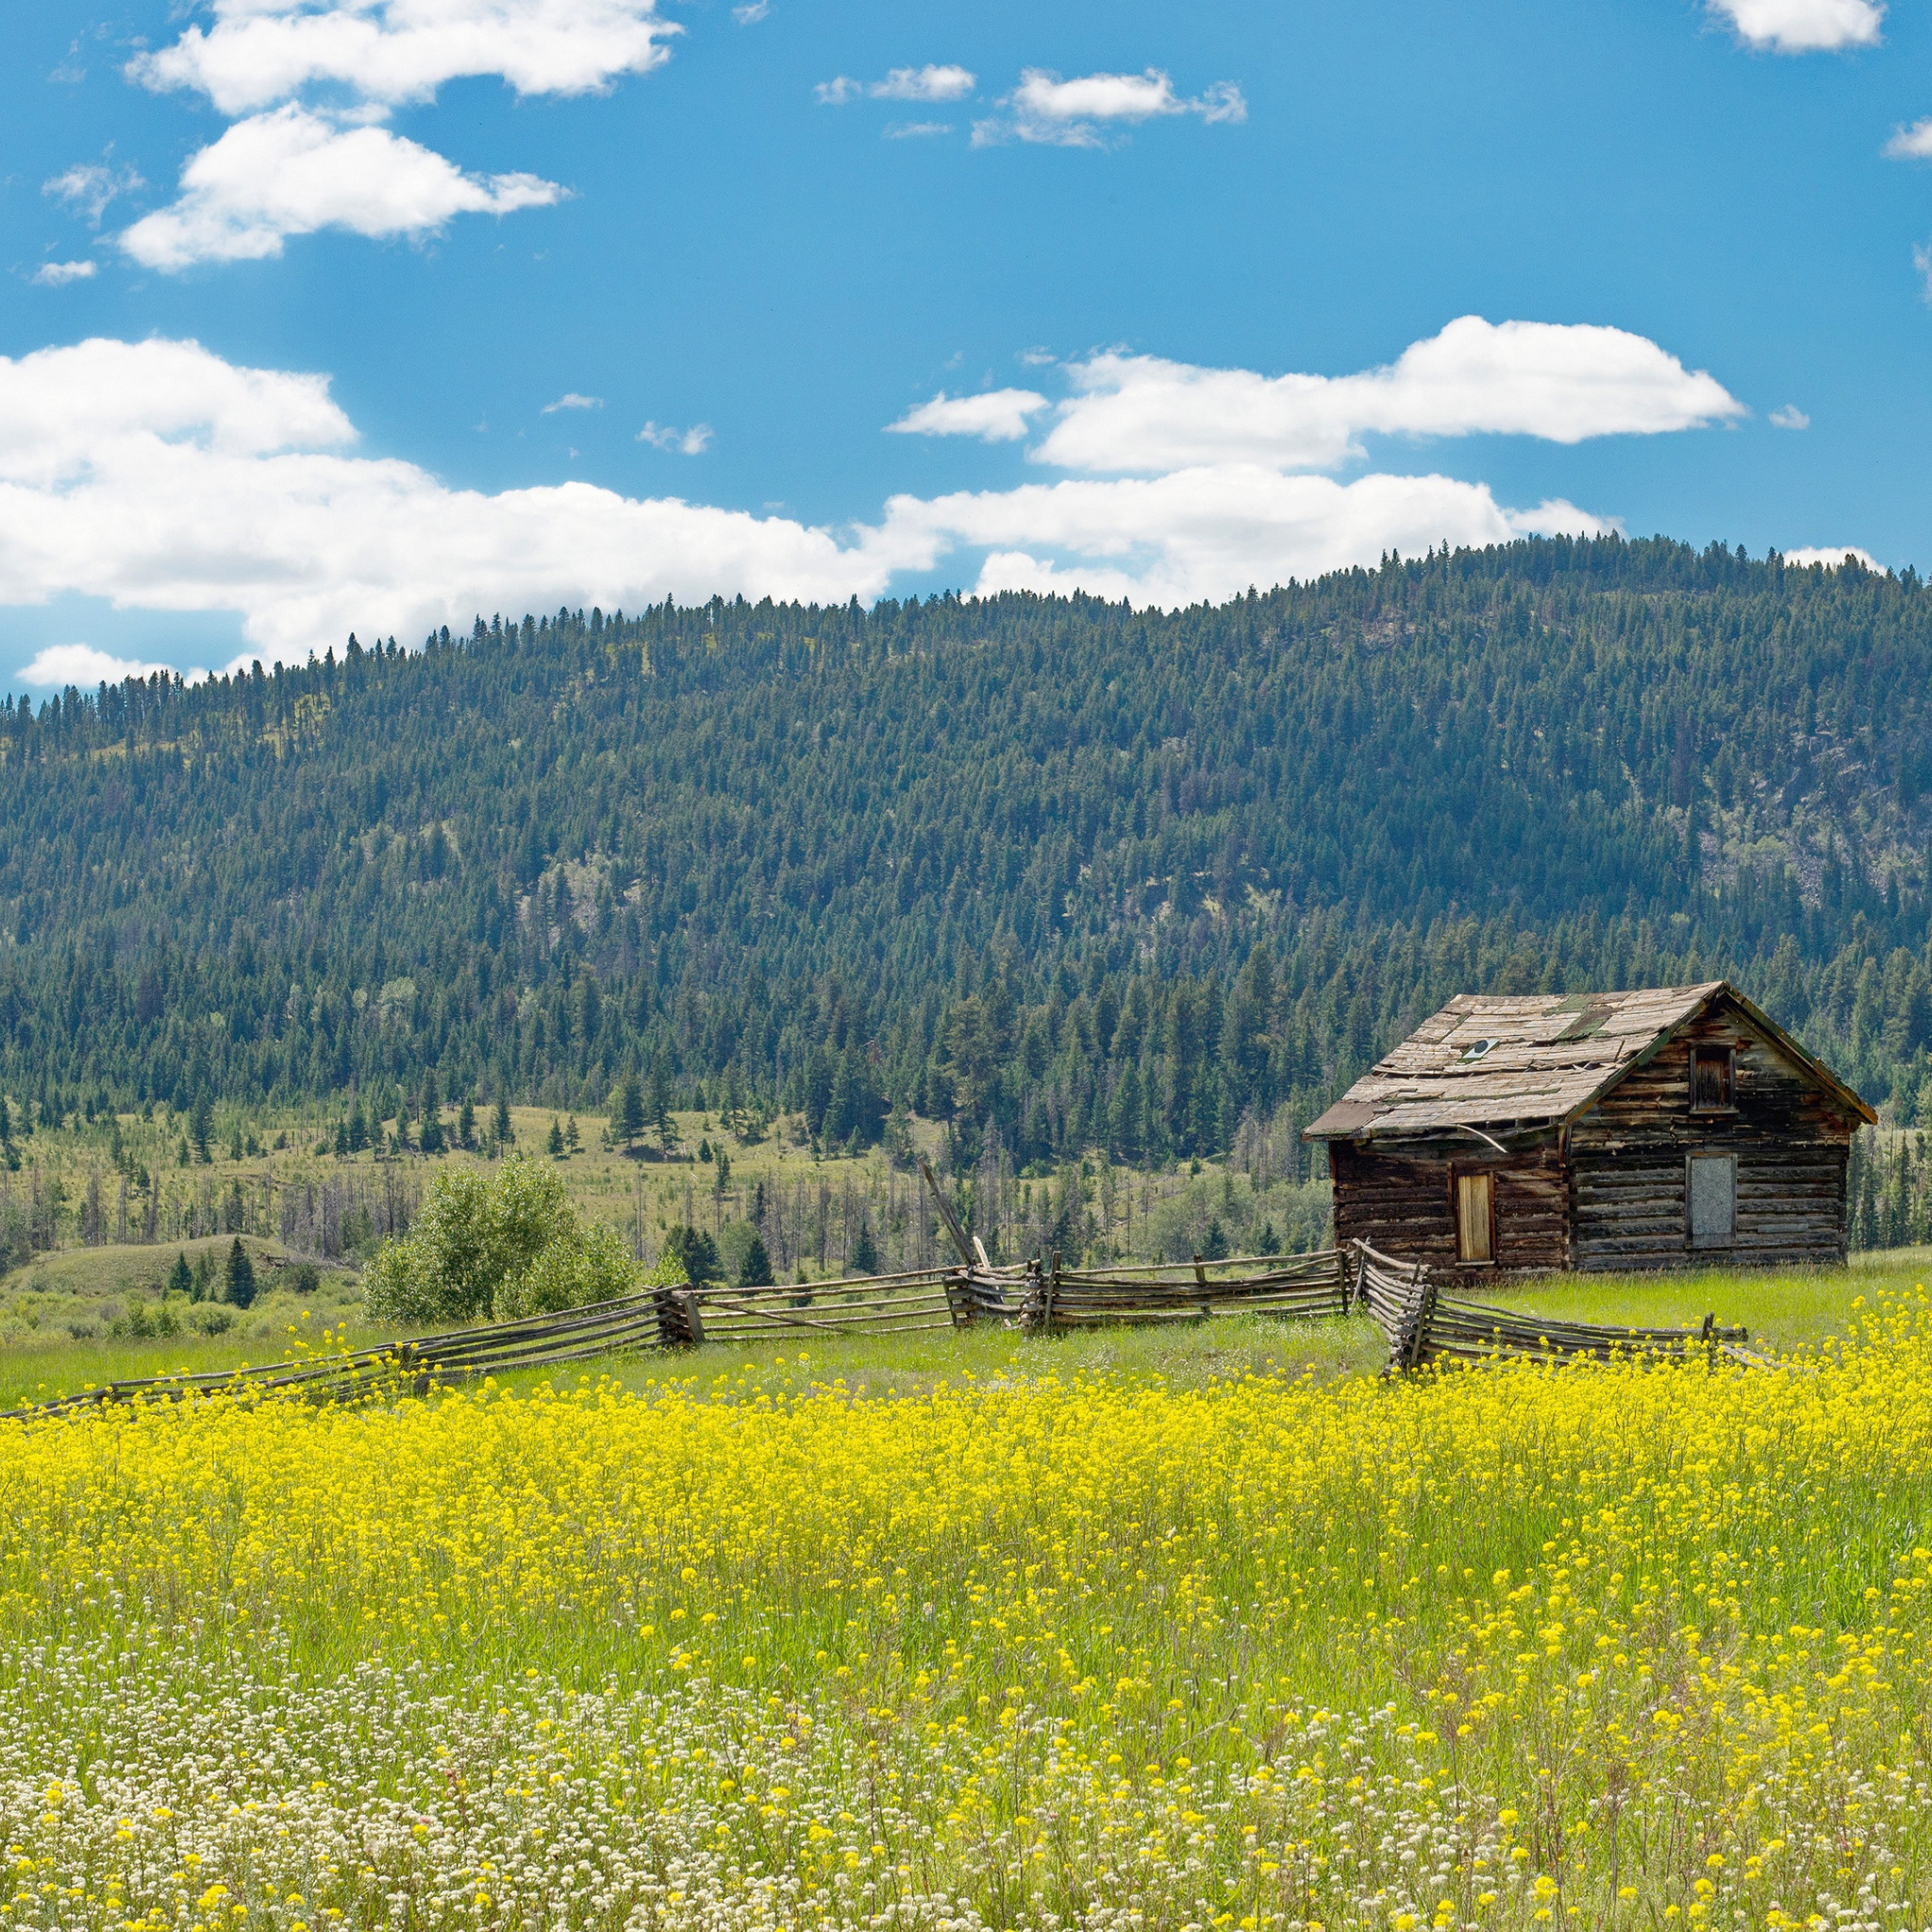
[{"xmin": 4, "ymin": 533, "xmax": 1932, "ymax": 1168}]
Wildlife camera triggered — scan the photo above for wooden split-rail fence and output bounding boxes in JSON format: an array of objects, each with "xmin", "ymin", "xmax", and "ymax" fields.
[
  {"xmin": 1, "ymin": 1225, "xmax": 1771, "ymax": 1424},
  {"xmin": 1350, "ymin": 1241, "xmax": 1768, "ymax": 1373},
  {"xmin": 1019, "ymin": 1248, "xmax": 1351, "ymax": 1330}
]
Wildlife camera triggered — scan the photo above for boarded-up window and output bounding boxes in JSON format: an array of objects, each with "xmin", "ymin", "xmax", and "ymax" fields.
[
  {"xmin": 1456, "ymin": 1171, "xmax": 1494, "ymax": 1264},
  {"xmin": 1690, "ymin": 1046, "xmax": 1735, "ymax": 1112},
  {"xmin": 1687, "ymin": 1154, "xmax": 1736, "ymax": 1248}
]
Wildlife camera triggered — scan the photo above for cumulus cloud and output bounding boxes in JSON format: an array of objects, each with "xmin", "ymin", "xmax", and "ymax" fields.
[
  {"xmin": 1770, "ymin": 404, "xmax": 1809, "ymax": 429},
  {"xmin": 128, "ymin": 0, "xmax": 679, "ymax": 117},
  {"xmin": 542, "ymin": 391, "xmax": 603, "ymax": 412},
  {"xmin": 898, "ymin": 320, "xmax": 1742, "ymax": 473},
  {"xmin": 44, "ymin": 160, "xmax": 144, "ymax": 225},
  {"xmin": 1886, "ymin": 119, "xmax": 1932, "ymax": 158},
  {"xmin": 1782, "ymin": 545, "xmax": 1881, "ymax": 569},
  {"xmin": 974, "ymin": 68, "xmax": 1245, "ymax": 147},
  {"xmin": 0, "ymin": 336, "xmax": 1636, "ymax": 658},
  {"xmin": 887, "ymin": 389, "xmax": 1050, "ymax": 442},
  {"xmin": 1707, "ymin": 0, "xmax": 1882, "ymax": 50},
  {"xmin": 885, "ymin": 122, "xmax": 952, "ymax": 140},
  {"xmin": 885, "ymin": 471, "xmax": 1612, "ymax": 608},
  {"xmin": 19, "ymin": 643, "xmax": 192, "ymax": 689},
  {"xmin": 119, "ymin": 106, "xmax": 562, "ymax": 270},
  {"xmin": 637, "ymin": 420, "xmax": 711, "ymax": 454},
  {"xmin": 31, "ymin": 261, "xmax": 99, "ymax": 288}
]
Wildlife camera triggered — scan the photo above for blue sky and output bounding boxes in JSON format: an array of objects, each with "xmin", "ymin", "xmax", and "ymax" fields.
[{"xmin": 1, "ymin": 0, "xmax": 1928, "ymax": 691}]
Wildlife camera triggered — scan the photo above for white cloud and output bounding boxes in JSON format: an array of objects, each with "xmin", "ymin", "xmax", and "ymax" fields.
[
  {"xmin": 119, "ymin": 106, "xmax": 562, "ymax": 270},
  {"xmin": 542, "ymin": 391, "xmax": 603, "ymax": 412},
  {"xmin": 817, "ymin": 64, "xmax": 974, "ymax": 107},
  {"xmin": 129, "ymin": 0, "xmax": 679, "ymax": 117},
  {"xmin": 974, "ymin": 68, "xmax": 1244, "ymax": 147},
  {"xmin": 20, "ymin": 643, "xmax": 191, "ymax": 689},
  {"xmin": 887, "ymin": 389, "xmax": 1050, "ymax": 442},
  {"xmin": 0, "ymin": 336, "xmax": 1633, "ymax": 658},
  {"xmin": 637, "ymin": 420, "xmax": 711, "ymax": 454},
  {"xmin": 44, "ymin": 160, "xmax": 145, "ymax": 225},
  {"xmin": 874, "ymin": 64, "xmax": 973, "ymax": 102},
  {"xmin": 32, "ymin": 260, "xmax": 99, "ymax": 288},
  {"xmin": 733, "ymin": 1, "xmax": 769, "ymax": 19},
  {"xmin": 1770, "ymin": 404, "xmax": 1809, "ymax": 429},
  {"xmin": 1708, "ymin": 0, "xmax": 1882, "ymax": 50},
  {"xmin": 1782, "ymin": 545, "xmax": 1881, "ymax": 569},
  {"xmin": 884, "ymin": 122, "xmax": 952, "ymax": 140},
  {"xmin": 998, "ymin": 320, "xmax": 1744, "ymax": 473},
  {"xmin": 1886, "ymin": 119, "xmax": 1932, "ymax": 158},
  {"xmin": 885, "ymin": 471, "xmax": 1613, "ymax": 608}
]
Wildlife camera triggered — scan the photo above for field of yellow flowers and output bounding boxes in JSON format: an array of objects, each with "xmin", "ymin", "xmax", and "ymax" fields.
[{"xmin": 4, "ymin": 1295, "xmax": 1932, "ymax": 1932}]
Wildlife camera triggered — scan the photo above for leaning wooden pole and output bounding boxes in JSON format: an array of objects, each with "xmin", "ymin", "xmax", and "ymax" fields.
[{"xmin": 918, "ymin": 1155, "xmax": 975, "ymax": 1267}]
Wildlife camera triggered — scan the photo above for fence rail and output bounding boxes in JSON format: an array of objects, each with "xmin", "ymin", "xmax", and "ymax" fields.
[
  {"xmin": 1347, "ymin": 1241, "xmax": 1761, "ymax": 1373},
  {"xmin": 1021, "ymin": 1247, "xmax": 1351, "ymax": 1332}
]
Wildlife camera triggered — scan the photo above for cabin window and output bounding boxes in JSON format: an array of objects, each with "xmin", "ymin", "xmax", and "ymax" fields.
[
  {"xmin": 1690, "ymin": 1045, "xmax": 1735, "ymax": 1113},
  {"xmin": 1460, "ymin": 1039, "xmax": 1495, "ymax": 1062},
  {"xmin": 1687, "ymin": 1153, "xmax": 1736, "ymax": 1248},
  {"xmin": 1455, "ymin": 1170, "xmax": 1494, "ymax": 1264}
]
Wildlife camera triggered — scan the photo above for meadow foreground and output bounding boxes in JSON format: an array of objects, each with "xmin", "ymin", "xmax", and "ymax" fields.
[{"xmin": 2, "ymin": 1291, "xmax": 1929, "ymax": 1932}]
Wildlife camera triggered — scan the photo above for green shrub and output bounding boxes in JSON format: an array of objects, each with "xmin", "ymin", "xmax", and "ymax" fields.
[{"xmin": 362, "ymin": 1157, "xmax": 639, "ymax": 1324}]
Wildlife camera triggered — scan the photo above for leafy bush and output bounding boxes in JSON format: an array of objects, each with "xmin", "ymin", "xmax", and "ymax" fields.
[{"xmin": 362, "ymin": 1157, "xmax": 638, "ymax": 1324}]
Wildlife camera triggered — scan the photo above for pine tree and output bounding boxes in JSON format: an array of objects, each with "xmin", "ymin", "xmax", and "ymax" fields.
[
  {"xmin": 347, "ymin": 1102, "xmax": 370, "ymax": 1154},
  {"xmin": 566, "ymin": 1115, "xmax": 581, "ymax": 1153},
  {"xmin": 849, "ymin": 1217, "xmax": 880, "ymax": 1276},
  {"xmin": 616, "ymin": 1075, "xmax": 644, "ymax": 1150},
  {"xmin": 167, "ymin": 1251, "xmax": 193, "ymax": 1299},
  {"xmin": 0, "ymin": 1094, "xmax": 10, "ymax": 1144},
  {"xmin": 650, "ymin": 1060, "xmax": 676, "ymax": 1154},
  {"xmin": 734, "ymin": 1228, "xmax": 774, "ymax": 1290},
  {"xmin": 547, "ymin": 1116, "xmax": 565, "ymax": 1158},
  {"xmin": 493, "ymin": 1096, "xmax": 514, "ymax": 1145},
  {"xmin": 458, "ymin": 1096, "xmax": 476, "ymax": 1148},
  {"xmin": 191, "ymin": 1092, "xmax": 214, "ymax": 1165},
  {"xmin": 224, "ymin": 1238, "xmax": 257, "ymax": 1309}
]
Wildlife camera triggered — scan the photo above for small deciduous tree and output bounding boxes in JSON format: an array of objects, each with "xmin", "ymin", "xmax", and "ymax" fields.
[{"xmin": 361, "ymin": 1157, "xmax": 638, "ymax": 1324}]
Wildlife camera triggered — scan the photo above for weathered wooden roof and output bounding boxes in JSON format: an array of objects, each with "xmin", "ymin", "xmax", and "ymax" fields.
[{"xmin": 1303, "ymin": 980, "xmax": 1874, "ymax": 1142}]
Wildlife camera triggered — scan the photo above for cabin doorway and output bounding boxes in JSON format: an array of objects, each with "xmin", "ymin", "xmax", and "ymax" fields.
[{"xmin": 1455, "ymin": 1170, "xmax": 1494, "ymax": 1264}]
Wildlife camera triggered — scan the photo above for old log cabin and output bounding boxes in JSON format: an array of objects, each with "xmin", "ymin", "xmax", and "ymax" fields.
[{"xmin": 1304, "ymin": 982, "xmax": 1874, "ymax": 1275}]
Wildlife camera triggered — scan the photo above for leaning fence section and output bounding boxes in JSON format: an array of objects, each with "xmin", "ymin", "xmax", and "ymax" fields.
[
  {"xmin": 685, "ymin": 1264, "xmax": 1020, "ymax": 1342},
  {"xmin": 1348, "ymin": 1241, "xmax": 1762, "ymax": 1373},
  {"xmin": 1020, "ymin": 1248, "xmax": 1351, "ymax": 1332}
]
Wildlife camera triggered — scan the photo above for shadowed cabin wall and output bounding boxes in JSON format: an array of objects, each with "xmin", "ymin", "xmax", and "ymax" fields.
[
  {"xmin": 1567, "ymin": 1003, "xmax": 1853, "ymax": 1272},
  {"xmin": 1328, "ymin": 1141, "xmax": 1569, "ymax": 1279}
]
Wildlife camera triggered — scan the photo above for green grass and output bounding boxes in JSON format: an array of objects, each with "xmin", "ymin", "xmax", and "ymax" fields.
[{"xmin": 1483, "ymin": 1245, "xmax": 1929, "ymax": 1351}]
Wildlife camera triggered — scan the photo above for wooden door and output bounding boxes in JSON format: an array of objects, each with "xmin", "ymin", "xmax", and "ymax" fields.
[
  {"xmin": 1456, "ymin": 1171, "xmax": 1494, "ymax": 1264},
  {"xmin": 1687, "ymin": 1154, "xmax": 1735, "ymax": 1248}
]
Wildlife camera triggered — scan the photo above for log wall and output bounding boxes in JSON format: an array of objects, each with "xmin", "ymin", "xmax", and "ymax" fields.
[
  {"xmin": 1329, "ymin": 1140, "xmax": 1569, "ymax": 1283},
  {"xmin": 1567, "ymin": 1003, "xmax": 1853, "ymax": 1271}
]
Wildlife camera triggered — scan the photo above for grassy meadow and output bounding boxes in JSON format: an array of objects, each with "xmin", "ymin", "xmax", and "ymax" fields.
[
  {"xmin": 2, "ymin": 1273, "xmax": 1931, "ymax": 1931},
  {"xmin": 5, "ymin": 1105, "xmax": 1931, "ymax": 1929}
]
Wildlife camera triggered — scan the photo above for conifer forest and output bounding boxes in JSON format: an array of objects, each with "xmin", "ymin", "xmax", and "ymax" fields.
[{"xmin": 3, "ymin": 535, "xmax": 1931, "ymax": 1191}]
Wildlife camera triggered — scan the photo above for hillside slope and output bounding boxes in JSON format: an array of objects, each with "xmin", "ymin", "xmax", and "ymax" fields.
[{"xmin": 3, "ymin": 534, "xmax": 1931, "ymax": 1162}]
